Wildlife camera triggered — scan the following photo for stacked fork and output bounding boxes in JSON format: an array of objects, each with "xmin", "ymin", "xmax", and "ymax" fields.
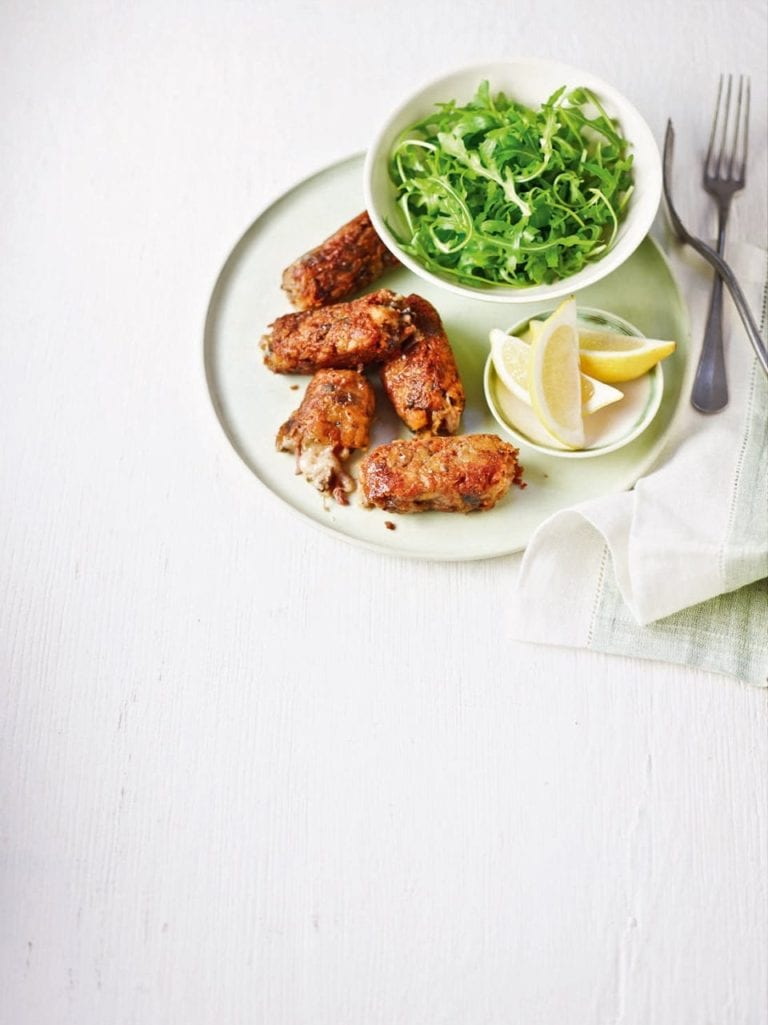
[{"xmin": 660, "ymin": 76, "xmax": 766, "ymax": 391}]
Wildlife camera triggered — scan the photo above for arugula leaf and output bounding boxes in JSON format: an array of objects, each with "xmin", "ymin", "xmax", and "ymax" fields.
[{"xmin": 388, "ymin": 82, "xmax": 634, "ymax": 288}]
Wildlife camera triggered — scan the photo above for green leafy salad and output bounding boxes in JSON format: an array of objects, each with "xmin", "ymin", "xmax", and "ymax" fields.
[{"xmin": 388, "ymin": 81, "xmax": 634, "ymax": 287}]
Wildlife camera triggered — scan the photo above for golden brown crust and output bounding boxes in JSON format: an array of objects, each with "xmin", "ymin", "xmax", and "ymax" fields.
[
  {"xmin": 281, "ymin": 211, "xmax": 399, "ymax": 311},
  {"xmin": 277, "ymin": 369, "xmax": 375, "ymax": 453},
  {"xmin": 276, "ymin": 369, "xmax": 375, "ymax": 504},
  {"xmin": 359, "ymin": 434, "xmax": 525, "ymax": 514},
  {"xmin": 379, "ymin": 294, "xmax": 465, "ymax": 435},
  {"xmin": 262, "ymin": 289, "xmax": 415, "ymax": 374}
]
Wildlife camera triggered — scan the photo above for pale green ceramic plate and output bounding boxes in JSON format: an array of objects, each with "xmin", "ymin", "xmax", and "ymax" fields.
[{"xmin": 204, "ymin": 154, "xmax": 689, "ymax": 561}]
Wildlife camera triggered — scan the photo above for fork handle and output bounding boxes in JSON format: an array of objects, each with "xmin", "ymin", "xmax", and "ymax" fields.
[
  {"xmin": 692, "ymin": 264, "xmax": 728, "ymax": 412},
  {"xmin": 691, "ymin": 210, "xmax": 730, "ymax": 413}
]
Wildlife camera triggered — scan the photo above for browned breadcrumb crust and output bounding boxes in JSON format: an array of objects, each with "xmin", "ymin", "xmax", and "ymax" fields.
[
  {"xmin": 281, "ymin": 211, "xmax": 399, "ymax": 311},
  {"xmin": 276, "ymin": 369, "xmax": 375, "ymax": 505},
  {"xmin": 359, "ymin": 434, "xmax": 525, "ymax": 514},
  {"xmin": 262, "ymin": 288, "xmax": 416, "ymax": 374},
  {"xmin": 379, "ymin": 293, "xmax": 465, "ymax": 435}
]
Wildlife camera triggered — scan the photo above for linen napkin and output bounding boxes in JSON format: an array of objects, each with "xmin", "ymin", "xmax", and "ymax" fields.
[{"xmin": 509, "ymin": 239, "xmax": 768, "ymax": 687}]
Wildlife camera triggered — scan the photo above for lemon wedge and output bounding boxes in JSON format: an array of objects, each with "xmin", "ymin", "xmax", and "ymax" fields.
[
  {"xmin": 527, "ymin": 296, "xmax": 585, "ymax": 449},
  {"xmin": 528, "ymin": 320, "xmax": 676, "ymax": 383},
  {"xmin": 490, "ymin": 328, "xmax": 623, "ymax": 415},
  {"xmin": 579, "ymin": 374, "xmax": 624, "ymax": 415},
  {"xmin": 489, "ymin": 330, "xmax": 530, "ymax": 402},
  {"xmin": 577, "ymin": 330, "xmax": 676, "ymax": 383}
]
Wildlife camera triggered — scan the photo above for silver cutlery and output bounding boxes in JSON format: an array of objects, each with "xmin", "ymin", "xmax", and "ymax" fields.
[
  {"xmin": 662, "ymin": 120, "xmax": 768, "ymax": 382},
  {"xmin": 692, "ymin": 75, "xmax": 749, "ymax": 411}
]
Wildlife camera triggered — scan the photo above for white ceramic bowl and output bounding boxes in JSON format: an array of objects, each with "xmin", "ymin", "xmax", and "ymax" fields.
[
  {"xmin": 483, "ymin": 307, "xmax": 665, "ymax": 458},
  {"xmin": 364, "ymin": 59, "xmax": 662, "ymax": 304}
]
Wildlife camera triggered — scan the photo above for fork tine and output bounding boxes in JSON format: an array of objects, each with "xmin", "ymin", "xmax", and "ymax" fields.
[
  {"xmin": 737, "ymin": 76, "xmax": 750, "ymax": 181},
  {"xmin": 715, "ymin": 73, "xmax": 732, "ymax": 178},
  {"xmin": 725, "ymin": 76, "xmax": 740, "ymax": 178},
  {"xmin": 726, "ymin": 75, "xmax": 745, "ymax": 179},
  {"xmin": 704, "ymin": 75, "xmax": 723, "ymax": 178}
]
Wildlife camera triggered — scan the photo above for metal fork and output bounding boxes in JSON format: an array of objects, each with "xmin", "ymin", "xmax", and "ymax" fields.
[
  {"xmin": 662, "ymin": 126, "xmax": 768, "ymax": 379},
  {"xmin": 691, "ymin": 75, "xmax": 749, "ymax": 412}
]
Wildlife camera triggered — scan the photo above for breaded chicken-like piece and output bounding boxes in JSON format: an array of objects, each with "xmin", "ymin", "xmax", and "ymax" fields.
[
  {"xmin": 281, "ymin": 211, "xmax": 399, "ymax": 311},
  {"xmin": 276, "ymin": 369, "xmax": 375, "ymax": 504},
  {"xmin": 359, "ymin": 434, "xmax": 525, "ymax": 514},
  {"xmin": 380, "ymin": 294, "xmax": 465, "ymax": 435},
  {"xmin": 262, "ymin": 289, "xmax": 415, "ymax": 374}
]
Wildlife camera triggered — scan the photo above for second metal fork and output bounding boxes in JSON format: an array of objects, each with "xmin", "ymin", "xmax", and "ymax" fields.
[{"xmin": 691, "ymin": 74, "xmax": 750, "ymax": 413}]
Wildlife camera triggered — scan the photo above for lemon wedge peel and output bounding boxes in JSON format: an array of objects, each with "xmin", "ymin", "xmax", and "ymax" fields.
[{"xmin": 527, "ymin": 296, "xmax": 585, "ymax": 450}]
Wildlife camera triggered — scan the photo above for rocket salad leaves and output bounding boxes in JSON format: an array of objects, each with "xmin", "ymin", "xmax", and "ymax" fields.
[{"xmin": 388, "ymin": 82, "xmax": 634, "ymax": 287}]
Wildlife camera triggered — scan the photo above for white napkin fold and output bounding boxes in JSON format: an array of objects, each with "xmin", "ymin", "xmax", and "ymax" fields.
[{"xmin": 509, "ymin": 240, "xmax": 767, "ymax": 681}]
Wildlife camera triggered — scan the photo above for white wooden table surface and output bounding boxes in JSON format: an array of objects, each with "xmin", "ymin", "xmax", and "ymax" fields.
[{"xmin": 2, "ymin": 2, "xmax": 766, "ymax": 1023}]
